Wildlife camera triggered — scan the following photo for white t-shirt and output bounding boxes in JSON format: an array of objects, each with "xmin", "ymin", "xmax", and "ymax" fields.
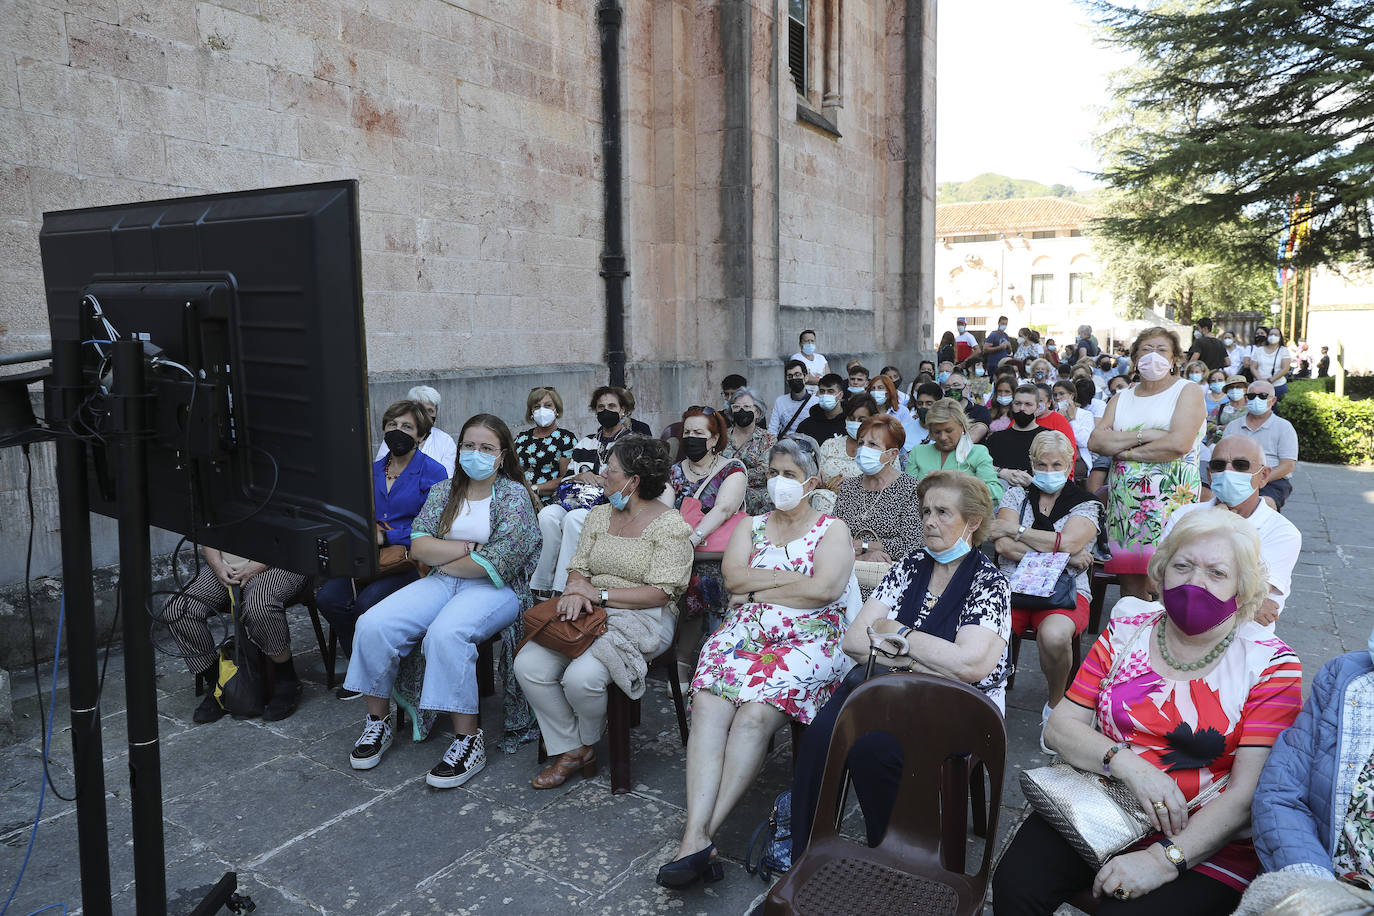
[
  {"xmin": 770, "ymin": 392, "xmax": 818, "ymax": 436},
  {"xmin": 1251, "ymin": 346, "xmax": 1291, "ymax": 383},
  {"xmin": 790, "ymin": 351, "xmax": 829, "ymax": 378},
  {"xmin": 443, "ymin": 495, "xmax": 492, "ymax": 545},
  {"xmin": 1162, "ymin": 498, "xmax": 1301, "ymax": 623}
]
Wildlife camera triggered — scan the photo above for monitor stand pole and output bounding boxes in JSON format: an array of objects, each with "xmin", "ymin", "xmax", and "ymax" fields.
[
  {"xmin": 112, "ymin": 340, "xmax": 168, "ymax": 914},
  {"xmin": 49, "ymin": 339, "xmax": 114, "ymax": 914}
]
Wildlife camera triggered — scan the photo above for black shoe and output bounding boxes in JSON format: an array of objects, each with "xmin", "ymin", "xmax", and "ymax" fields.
[
  {"xmin": 193, "ymin": 690, "xmax": 226, "ymax": 724},
  {"xmin": 656, "ymin": 845, "xmax": 724, "ymax": 889},
  {"xmin": 335, "ymin": 686, "xmax": 363, "ymax": 700},
  {"xmin": 263, "ymin": 678, "xmax": 303, "ymax": 721}
]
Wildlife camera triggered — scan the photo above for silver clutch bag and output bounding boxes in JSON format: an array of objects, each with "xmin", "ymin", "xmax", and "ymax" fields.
[{"xmin": 1019, "ymin": 612, "xmax": 1227, "ymax": 870}]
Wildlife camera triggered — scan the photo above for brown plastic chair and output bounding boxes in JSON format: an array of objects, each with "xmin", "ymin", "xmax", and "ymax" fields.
[{"xmin": 764, "ymin": 674, "xmax": 1007, "ymax": 916}]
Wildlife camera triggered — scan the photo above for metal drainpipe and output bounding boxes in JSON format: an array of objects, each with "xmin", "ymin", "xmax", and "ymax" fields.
[{"xmin": 597, "ymin": 0, "xmax": 628, "ymax": 388}]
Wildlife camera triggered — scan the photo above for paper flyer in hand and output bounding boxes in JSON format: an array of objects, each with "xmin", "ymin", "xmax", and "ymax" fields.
[{"xmin": 1009, "ymin": 551, "xmax": 1071, "ymax": 597}]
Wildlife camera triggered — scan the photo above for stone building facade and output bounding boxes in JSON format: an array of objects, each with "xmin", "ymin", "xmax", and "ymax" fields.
[{"xmin": 0, "ymin": 0, "xmax": 936, "ymax": 662}]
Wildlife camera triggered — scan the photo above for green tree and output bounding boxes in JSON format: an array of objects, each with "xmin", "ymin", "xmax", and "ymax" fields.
[{"xmin": 1087, "ymin": 0, "xmax": 1374, "ymax": 269}]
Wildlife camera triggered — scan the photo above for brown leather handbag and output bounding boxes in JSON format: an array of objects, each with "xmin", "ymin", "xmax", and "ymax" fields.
[
  {"xmin": 353, "ymin": 544, "xmax": 425, "ymax": 587},
  {"xmin": 518, "ymin": 596, "xmax": 607, "ymax": 658}
]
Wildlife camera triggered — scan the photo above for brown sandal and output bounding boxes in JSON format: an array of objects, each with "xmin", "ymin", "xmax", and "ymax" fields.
[{"xmin": 531, "ymin": 748, "xmax": 597, "ymax": 789}]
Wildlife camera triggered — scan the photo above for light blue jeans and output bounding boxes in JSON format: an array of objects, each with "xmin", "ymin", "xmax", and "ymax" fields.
[{"xmin": 343, "ymin": 572, "xmax": 518, "ymax": 715}]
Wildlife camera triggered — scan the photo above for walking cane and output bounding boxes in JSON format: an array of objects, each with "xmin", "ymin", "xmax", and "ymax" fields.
[{"xmin": 835, "ymin": 627, "xmax": 908, "ymax": 829}]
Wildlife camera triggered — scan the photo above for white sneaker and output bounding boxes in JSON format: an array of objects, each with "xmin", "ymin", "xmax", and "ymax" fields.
[
  {"xmin": 1040, "ymin": 703, "xmax": 1053, "ymax": 755},
  {"xmin": 426, "ymin": 730, "xmax": 486, "ymax": 789},
  {"xmin": 350, "ymin": 714, "xmax": 393, "ymax": 770}
]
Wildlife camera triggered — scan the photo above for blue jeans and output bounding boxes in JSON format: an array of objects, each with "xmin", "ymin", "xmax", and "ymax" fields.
[
  {"xmin": 343, "ymin": 573, "xmax": 519, "ymax": 714},
  {"xmin": 316, "ymin": 570, "xmax": 420, "ymax": 657}
]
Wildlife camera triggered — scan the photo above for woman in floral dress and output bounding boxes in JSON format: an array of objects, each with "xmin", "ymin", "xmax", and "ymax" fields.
[
  {"xmin": 657, "ymin": 436, "xmax": 859, "ymax": 888},
  {"xmin": 1089, "ymin": 327, "xmax": 1205, "ymax": 600},
  {"xmin": 721, "ymin": 387, "xmax": 777, "ymax": 515},
  {"xmin": 513, "ymin": 386, "xmax": 577, "ymax": 505}
]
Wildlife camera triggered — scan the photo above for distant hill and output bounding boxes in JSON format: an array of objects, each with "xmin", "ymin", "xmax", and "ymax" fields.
[{"xmin": 937, "ymin": 173, "xmax": 1081, "ymax": 203}]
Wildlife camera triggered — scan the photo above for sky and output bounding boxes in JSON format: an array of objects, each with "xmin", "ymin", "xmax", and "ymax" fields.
[{"xmin": 936, "ymin": 0, "xmax": 1136, "ymax": 190}]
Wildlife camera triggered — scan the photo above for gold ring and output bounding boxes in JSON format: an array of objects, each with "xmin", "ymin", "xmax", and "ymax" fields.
[
  {"xmin": 1113, "ymin": 887, "xmax": 1131, "ymax": 900},
  {"xmin": 1153, "ymin": 801, "xmax": 1167, "ymax": 810}
]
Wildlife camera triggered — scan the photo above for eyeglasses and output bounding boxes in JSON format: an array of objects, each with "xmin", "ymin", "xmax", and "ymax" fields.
[
  {"xmin": 1207, "ymin": 458, "xmax": 1254, "ymax": 473},
  {"xmin": 686, "ymin": 405, "xmax": 717, "ymax": 416},
  {"xmin": 1247, "ymin": 392, "xmax": 1271, "ymax": 401},
  {"xmin": 459, "ymin": 443, "xmax": 501, "ymax": 455}
]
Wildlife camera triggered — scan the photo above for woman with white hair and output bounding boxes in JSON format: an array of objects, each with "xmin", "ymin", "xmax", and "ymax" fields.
[
  {"xmin": 374, "ymin": 384, "xmax": 457, "ymax": 477},
  {"xmin": 993, "ymin": 509, "xmax": 1303, "ymax": 915}
]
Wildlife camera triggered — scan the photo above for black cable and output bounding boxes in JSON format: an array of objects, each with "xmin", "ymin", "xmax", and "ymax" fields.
[
  {"xmin": 201, "ymin": 446, "xmax": 279, "ymax": 529},
  {"xmin": 22, "ymin": 445, "xmax": 76, "ymax": 802}
]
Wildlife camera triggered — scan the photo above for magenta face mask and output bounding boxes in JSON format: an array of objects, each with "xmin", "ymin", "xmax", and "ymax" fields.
[{"xmin": 1161, "ymin": 584, "xmax": 1237, "ymax": 636}]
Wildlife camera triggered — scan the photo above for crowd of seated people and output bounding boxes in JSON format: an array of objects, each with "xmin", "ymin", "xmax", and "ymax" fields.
[{"xmin": 153, "ymin": 321, "xmax": 1374, "ymax": 914}]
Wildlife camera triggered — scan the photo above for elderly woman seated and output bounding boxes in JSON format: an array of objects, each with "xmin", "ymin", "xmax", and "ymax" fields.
[
  {"xmin": 985, "ymin": 430, "xmax": 1100, "ymax": 753},
  {"xmin": 992, "ymin": 509, "xmax": 1303, "ymax": 915},
  {"xmin": 1237, "ymin": 630, "xmax": 1374, "ymax": 914},
  {"xmin": 658, "ymin": 435, "xmax": 859, "ymax": 888},
  {"xmin": 513, "ymin": 436, "xmax": 693, "ymax": 789},
  {"xmin": 818, "ymin": 393, "xmax": 879, "ymax": 489},
  {"xmin": 904, "ymin": 398, "xmax": 1003, "ymax": 501},
  {"xmin": 832, "ymin": 414, "xmax": 923, "ymax": 596},
  {"xmin": 789, "ymin": 469, "xmax": 1011, "ymax": 860}
]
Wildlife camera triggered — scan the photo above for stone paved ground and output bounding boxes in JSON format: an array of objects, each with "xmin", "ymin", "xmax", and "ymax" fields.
[{"xmin": 4, "ymin": 461, "xmax": 1372, "ymax": 915}]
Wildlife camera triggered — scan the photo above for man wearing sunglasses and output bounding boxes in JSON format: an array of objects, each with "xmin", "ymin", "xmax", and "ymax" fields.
[
  {"xmin": 1163, "ymin": 435, "xmax": 1300, "ymax": 630},
  {"xmin": 1221, "ymin": 379, "xmax": 1298, "ymax": 511}
]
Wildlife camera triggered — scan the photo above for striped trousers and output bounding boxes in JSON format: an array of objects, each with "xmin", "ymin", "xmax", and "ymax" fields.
[{"xmin": 161, "ymin": 565, "xmax": 306, "ymax": 674}]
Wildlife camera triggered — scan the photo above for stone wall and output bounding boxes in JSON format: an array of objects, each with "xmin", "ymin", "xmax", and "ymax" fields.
[{"xmin": 0, "ymin": 0, "xmax": 935, "ymax": 663}]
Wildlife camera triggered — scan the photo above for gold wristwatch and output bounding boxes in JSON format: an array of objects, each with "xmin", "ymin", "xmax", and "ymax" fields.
[{"xmin": 1155, "ymin": 838, "xmax": 1187, "ymax": 875}]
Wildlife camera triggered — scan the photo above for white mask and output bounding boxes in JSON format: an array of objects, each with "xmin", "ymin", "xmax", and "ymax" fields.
[
  {"xmin": 767, "ymin": 475, "xmax": 809, "ymax": 511},
  {"xmin": 871, "ymin": 390, "xmax": 887, "ymax": 406},
  {"xmin": 532, "ymin": 407, "xmax": 556, "ymax": 428},
  {"xmin": 1268, "ymin": 334, "xmax": 1281, "ymax": 345}
]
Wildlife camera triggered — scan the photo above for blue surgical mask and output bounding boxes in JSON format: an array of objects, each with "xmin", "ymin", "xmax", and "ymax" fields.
[
  {"xmin": 459, "ymin": 449, "xmax": 498, "ymax": 480},
  {"xmin": 845, "ymin": 419, "xmax": 862, "ymax": 439},
  {"xmin": 848, "ymin": 385, "xmax": 866, "ymax": 395},
  {"xmin": 1211, "ymin": 469, "xmax": 1256, "ymax": 507},
  {"xmin": 996, "ymin": 394, "xmax": 1013, "ymax": 406},
  {"xmin": 936, "ymin": 371, "xmax": 951, "ymax": 385},
  {"xmin": 1246, "ymin": 396, "xmax": 1269, "ymax": 415},
  {"xmin": 926, "ymin": 524, "xmax": 972, "ymax": 565},
  {"xmin": 1188, "ymin": 372, "xmax": 1204, "ymax": 384},
  {"xmin": 818, "ymin": 393, "xmax": 838, "ymax": 411},
  {"xmin": 607, "ymin": 481, "xmax": 632, "ymax": 511},
  {"xmin": 1226, "ymin": 387, "xmax": 1245, "ymax": 402},
  {"xmin": 1033, "ymin": 470, "xmax": 1068, "ymax": 493},
  {"xmin": 802, "ymin": 342, "xmax": 816, "ymax": 356},
  {"xmin": 871, "ymin": 389, "xmax": 887, "ymax": 406},
  {"xmin": 1208, "ymin": 381, "xmax": 1224, "ymax": 394},
  {"xmin": 855, "ymin": 445, "xmax": 887, "ymax": 475},
  {"xmin": 974, "ymin": 366, "xmax": 986, "ymax": 377}
]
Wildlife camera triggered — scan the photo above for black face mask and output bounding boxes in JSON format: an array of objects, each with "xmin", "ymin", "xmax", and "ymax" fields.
[
  {"xmin": 787, "ymin": 377, "xmax": 805, "ymax": 394},
  {"xmin": 915, "ymin": 407, "xmax": 929, "ymax": 424},
  {"xmin": 596, "ymin": 409, "xmax": 621, "ymax": 430},
  {"xmin": 681, "ymin": 437, "xmax": 710, "ymax": 461},
  {"xmin": 731, "ymin": 407, "xmax": 754, "ymax": 427},
  {"xmin": 384, "ymin": 428, "xmax": 415, "ymax": 457},
  {"xmin": 1010, "ymin": 409, "xmax": 1036, "ymax": 428}
]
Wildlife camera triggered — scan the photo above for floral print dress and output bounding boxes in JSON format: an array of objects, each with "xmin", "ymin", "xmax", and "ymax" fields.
[
  {"xmin": 721, "ymin": 426, "xmax": 777, "ymax": 516},
  {"xmin": 1104, "ymin": 378, "xmax": 1202, "ymax": 575},
  {"xmin": 690, "ymin": 513, "xmax": 857, "ymax": 724},
  {"xmin": 513, "ymin": 426, "xmax": 577, "ymax": 503}
]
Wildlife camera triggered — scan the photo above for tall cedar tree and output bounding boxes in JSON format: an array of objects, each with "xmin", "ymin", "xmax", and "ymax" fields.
[{"xmin": 1089, "ymin": 0, "xmax": 1374, "ymax": 269}]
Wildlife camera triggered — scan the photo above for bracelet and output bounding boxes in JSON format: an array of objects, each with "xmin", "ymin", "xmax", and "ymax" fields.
[
  {"xmin": 1054, "ymin": 532, "xmax": 1062, "ymax": 553},
  {"xmin": 1103, "ymin": 742, "xmax": 1128, "ymax": 776}
]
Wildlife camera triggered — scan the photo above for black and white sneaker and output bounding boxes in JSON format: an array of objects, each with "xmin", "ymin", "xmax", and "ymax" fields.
[
  {"xmin": 350, "ymin": 713, "xmax": 393, "ymax": 770},
  {"xmin": 426, "ymin": 730, "xmax": 485, "ymax": 789}
]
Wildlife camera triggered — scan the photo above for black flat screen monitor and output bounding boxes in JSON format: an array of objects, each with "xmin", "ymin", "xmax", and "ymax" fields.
[{"xmin": 39, "ymin": 180, "xmax": 375, "ymax": 578}]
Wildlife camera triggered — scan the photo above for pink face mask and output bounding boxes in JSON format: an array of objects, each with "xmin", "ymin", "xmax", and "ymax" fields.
[
  {"xmin": 1136, "ymin": 352, "xmax": 1172, "ymax": 381},
  {"xmin": 1161, "ymin": 584, "xmax": 1237, "ymax": 636}
]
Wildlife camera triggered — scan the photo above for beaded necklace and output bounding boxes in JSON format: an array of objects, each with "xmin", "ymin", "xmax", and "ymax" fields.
[{"xmin": 1157, "ymin": 619, "xmax": 1237, "ymax": 672}]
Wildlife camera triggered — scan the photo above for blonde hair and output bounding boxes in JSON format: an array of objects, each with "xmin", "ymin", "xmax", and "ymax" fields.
[
  {"xmin": 1184, "ymin": 360, "xmax": 1208, "ymax": 379},
  {"xmin": 525, "ymin": 386, "xmax": 565, "ymax": 422},
  {"xmin": 923, "ymin": 398, "xmax": 970, "ymax": 433},
  {"xmin": 916, "ymin": 470, "xmax": 995, "ymax": 546},
  {"xmin": 1029, "ymin": 358, "xmax": 1054, "ymax": 377},
  {"xmin": 1148, "ymin": 508, "xmax": 1269, "ymax": 622},
  {"xmin": 1028, "ymin": 430, "xmax": 1074, "ymax": 464}
]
